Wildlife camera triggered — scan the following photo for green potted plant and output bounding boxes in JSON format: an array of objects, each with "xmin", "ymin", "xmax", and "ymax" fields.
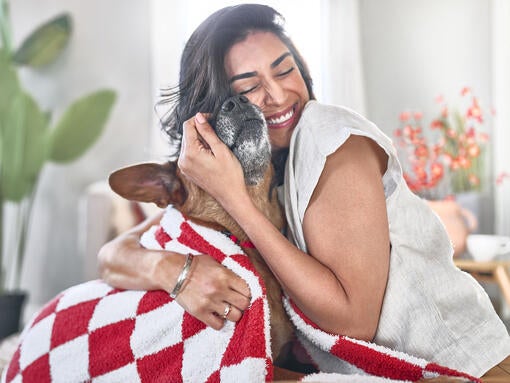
[{"xmin": 0, "ymin": 0, "xmax": 116, "ymax": 338}]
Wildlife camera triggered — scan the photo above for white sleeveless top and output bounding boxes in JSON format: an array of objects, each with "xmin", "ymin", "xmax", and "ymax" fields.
[{"xmin": 283, "ymin": 101, "xmax": 510, "ymax": 376}]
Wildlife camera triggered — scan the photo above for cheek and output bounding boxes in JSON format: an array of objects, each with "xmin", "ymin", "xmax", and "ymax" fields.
[{"xmin": 243, "ymin": 92, "xmax": 265, "ymax": 109}]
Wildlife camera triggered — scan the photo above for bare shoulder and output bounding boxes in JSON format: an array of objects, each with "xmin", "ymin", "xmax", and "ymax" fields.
[
  {"xmin": 328, "ymin": 134, "xmax": 388, "ymax": 177},
  {"xmin": 305, "ymin": 133, "xmax": 389, "ymax": 242}
]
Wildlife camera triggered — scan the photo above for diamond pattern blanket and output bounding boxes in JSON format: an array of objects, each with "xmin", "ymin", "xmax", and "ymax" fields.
[{"xmin": 2, "ymin": 206, "xmax": 480, "ymax": 383}]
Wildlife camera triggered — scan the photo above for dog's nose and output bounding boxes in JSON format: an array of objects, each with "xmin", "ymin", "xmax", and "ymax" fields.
[
  {"xmin": 222, "ymin": 100, "xmax": 236, "ymax": 112},
  {"xmin": 221, "ymin": 95, "xmax": 250, "ymax": 113}
]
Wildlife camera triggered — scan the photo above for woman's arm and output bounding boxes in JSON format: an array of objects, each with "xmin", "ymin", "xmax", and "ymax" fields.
[
  {"xmin": 97, "ymin": 211, "xmax": 251, "ymax": 330},
  {"xmin": 98, "ymin": 211, "xmax": 167, "ymax": 291},
  {"xmin": 180, "ymin": 115, "xmax": 390, "ymax": 340}
]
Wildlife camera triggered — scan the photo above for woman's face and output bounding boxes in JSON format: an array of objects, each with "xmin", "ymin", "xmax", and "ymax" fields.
[{"xmin": 224, "ymin": 31, "xmax": 310, "ymax": 150}]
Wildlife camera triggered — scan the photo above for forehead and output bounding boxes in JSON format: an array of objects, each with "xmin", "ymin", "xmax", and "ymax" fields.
[{"xmin": 224, "ymin": 31, "xmax": 290, "ymax": 76}]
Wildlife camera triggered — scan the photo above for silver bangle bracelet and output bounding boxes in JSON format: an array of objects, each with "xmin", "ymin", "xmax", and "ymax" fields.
[{"xmin": 170, "ymin": 253, "xmax": 194, "ymax": 299}]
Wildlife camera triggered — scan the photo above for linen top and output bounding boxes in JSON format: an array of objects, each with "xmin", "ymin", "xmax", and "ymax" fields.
[{"xmin": 283, "ymin": 100, "xmax": 510, "ymax": 376}]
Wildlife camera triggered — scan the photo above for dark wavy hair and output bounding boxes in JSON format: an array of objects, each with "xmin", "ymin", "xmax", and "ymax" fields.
[{"xmin": 158, "ymin": 3, "xmax": 315, "ymax": 162}]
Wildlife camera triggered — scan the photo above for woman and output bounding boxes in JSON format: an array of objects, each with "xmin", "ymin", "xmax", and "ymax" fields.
[{"xmin": 99, "ymin": 4, "xmax": 510, "ymax": 377}]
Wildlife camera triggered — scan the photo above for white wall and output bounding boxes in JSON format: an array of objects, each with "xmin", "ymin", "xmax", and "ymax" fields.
[
  {"xmin": 359, "ymin": 0, "xmax": 494, "ymax": 233},
  {"xmin": 9, "ymin": 0, "xmax": 153, "ymax": 317},
  {"xmin": 491, "ymin": 0, "xmax": 510, "ymax": 237}
]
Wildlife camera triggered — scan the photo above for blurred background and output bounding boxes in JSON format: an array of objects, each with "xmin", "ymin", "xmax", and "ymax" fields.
[{"xmin": 2, "ymin": 0, "xmax": 509, "ymax": 322}]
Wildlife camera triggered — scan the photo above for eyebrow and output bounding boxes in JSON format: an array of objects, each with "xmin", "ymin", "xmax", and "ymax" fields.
[{"xmin": 229, "ymin": 52, "xmax": 292, "ymax": 83}]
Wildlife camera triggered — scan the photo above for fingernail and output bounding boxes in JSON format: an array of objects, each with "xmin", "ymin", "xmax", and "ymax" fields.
[{"xmin": 195, "ymin": 112, "xmax": 206, "ymax": 124}]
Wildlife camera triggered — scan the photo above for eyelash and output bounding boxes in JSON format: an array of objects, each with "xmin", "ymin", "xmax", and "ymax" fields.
[
  {"xmin": 277, "ymin": 67, "xmax": 295, "ymax": 77},
  {"xmin": 238, "ymin": 67, "xmax": 295, "ymax": 95}
]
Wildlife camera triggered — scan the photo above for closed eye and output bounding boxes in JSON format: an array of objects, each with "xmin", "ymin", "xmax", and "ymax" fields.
[
  {"xmin": 277, "ymin": 67, "xmax": 294, "ymax": 77},
  {"xmin": 239, "ymin": 85, "xmax": 259, "ymax": 95}
]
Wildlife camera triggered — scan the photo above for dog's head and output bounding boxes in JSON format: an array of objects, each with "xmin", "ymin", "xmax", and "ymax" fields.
[
  {"xmin": 108, "ymin": 96, "xmax": 279, "ymax": 232},
  {"xmin": 213, "ymin": 95, "xmax": 270, "ymax": 186}
]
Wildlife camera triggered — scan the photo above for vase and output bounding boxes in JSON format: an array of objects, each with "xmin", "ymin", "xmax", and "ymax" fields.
[
  {"xmin": 455, "ymin": 192, "xmax": 481, "ymax": 233},
  {"xmin": 427, "ymin": 199, "xmax": 478, "ymax": 257},
  {"xmin": 0, "ymin": 291, "xmax": 27, "ymax": 340}
]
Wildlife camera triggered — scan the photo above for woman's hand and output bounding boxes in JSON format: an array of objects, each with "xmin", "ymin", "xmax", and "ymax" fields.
[
  {"xmin": 174, "ymin": 254, "xmax": 252, "ymax": 330},
  {"xmin": 177, "ymin": 113, "xmax": 248, "ymax": 206},
  {"xmin": 98, "ymin": 213, "xmax": 251, "ymax": 330}
]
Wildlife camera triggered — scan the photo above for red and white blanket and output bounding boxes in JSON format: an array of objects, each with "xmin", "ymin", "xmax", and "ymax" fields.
[{"xmin": 2, "ymin": 206, "xmax": 480, "ymax": 383}]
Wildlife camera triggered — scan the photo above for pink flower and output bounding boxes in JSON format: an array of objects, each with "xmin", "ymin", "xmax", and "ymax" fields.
[
  {"xmin": 430, "ymin": 120, "xmax": 443, "ymax": 129},
  {"xmin": 403, "ymin": 125, "xmax": 413, "ymax": 137},
  {"xmin": 466, "ymin": 97, "xmax": 483, "ymax": 123},
  {"xmin": 431, "ymin": 162, "xmax": 444, "ymax": 180},
  {"xmin": 468, "ymin": 174, "xmax": 480, "ymax": 186},
  {"xmin": 443, "ymin": 153, "xmax": 453, "ymax": 166},
  {"xmin": 456, "ymin": 155, "xmax": 471, "ymax": 169},
  {"xmin": 400, "ymin": 112, "xmax": 411, "ymax": 122},
  {"xmin": 414, "ymin": 145, "xmax": 429, "ymax": 159},
  {"xmin": 446, "ymin": 128, "xmax": 457, "ymax": 138},
  {"xmin": 461, "ymin": 87, "xmax": 471, "ymax": 96},
  {"xmin": 479, "ymin": 132, "xmax": 489, "ymax": 143},
  {"xmin": 467, "ymin": 144, "xmax": 480, "ymax": 158}
]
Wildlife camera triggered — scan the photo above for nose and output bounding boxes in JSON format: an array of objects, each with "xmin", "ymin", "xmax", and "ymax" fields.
[
  {"xmin": 263, "ymin": 79, "xmax": 285, "ymax": 106},
  {"xmin": 221, "ymin": 95, "xmax": 250, "ymax": 113}
]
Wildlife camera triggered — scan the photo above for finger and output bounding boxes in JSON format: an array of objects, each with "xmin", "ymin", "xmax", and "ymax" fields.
[
  {"xmin": 181, "ymin": 118, "xmax": 200, "ymax": 151},
  {"xmin": 221, "ymin": 304, "xmax": 243, "ymax": 322},
  {"xmin": 206, "ymin": 313, "xmax": 227, "ymax": 331},
  {"xmin": 194, "ymin": 113, "xmax": 224, "ymax": 151},
  {"xmin": 229, "ymin": 276, "xmax": 252, "ymax": 300},
  {"xmin": 214, "ymin": 301, "xmax": 243, "ymax": 323},
  {"xmin": 224, "ymin": 305, "xmax": 243, "ymax": 322},
  {"xmin": 225, "ymin": 288, "xmax": 251, "ymax": 312},
  {"xmin": 216, "ymin": 301, "xmax": 232, "ymax": 319}
]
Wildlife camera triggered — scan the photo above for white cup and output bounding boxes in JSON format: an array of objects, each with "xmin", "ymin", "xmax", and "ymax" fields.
[{"xmin": 466, "ymin": 234, "xmax": 510, "ymax": 261}]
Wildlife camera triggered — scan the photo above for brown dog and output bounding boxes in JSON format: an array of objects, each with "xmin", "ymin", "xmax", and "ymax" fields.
[
  {"xmin": 108, "ymin": 95, "xmax": 294, "ymax": 365},
  {"xmin": 3, "ymin": 98, "xmax": 298, "ymax": 383}
]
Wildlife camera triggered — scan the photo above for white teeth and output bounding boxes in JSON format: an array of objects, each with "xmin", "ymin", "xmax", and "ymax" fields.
[{"xmin": 268, "ymin": 108, "xmax": 294, "ymax": 125}]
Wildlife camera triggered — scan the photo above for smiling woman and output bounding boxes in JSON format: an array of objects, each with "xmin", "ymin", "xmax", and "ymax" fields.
[
  {"xmin": 225, "ymin": 32, "xmax": 310, "ymax": 149},
  {"xmin": 149, "ymin": 0, "xmax": 366, "ymax": 157}
]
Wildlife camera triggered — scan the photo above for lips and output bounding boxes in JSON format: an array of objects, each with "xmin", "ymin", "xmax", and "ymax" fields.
[{"xmin": 266, "ymin": 104, "xmax": 297, "ymax": 129}]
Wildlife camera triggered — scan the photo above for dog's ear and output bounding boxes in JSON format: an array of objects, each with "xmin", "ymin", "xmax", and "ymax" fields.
[{"xmin": 108, "ymin": 162, "xmax": 186, "ymax": 208}]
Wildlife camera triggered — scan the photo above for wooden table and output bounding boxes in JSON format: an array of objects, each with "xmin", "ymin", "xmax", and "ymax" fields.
[{"xmin": 454, "ymin": 258, "xmax": 510, "ymax": 308}]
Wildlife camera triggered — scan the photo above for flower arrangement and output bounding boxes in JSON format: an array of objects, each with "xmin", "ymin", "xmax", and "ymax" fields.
[{"xmin": 394, "ymin": 87, "xmax": 490, "ymax": 200}]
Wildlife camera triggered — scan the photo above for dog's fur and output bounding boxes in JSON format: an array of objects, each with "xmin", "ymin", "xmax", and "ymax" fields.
[{"xmin": 109, "ymin": 95, "xmax": 293, "ymax": 362}]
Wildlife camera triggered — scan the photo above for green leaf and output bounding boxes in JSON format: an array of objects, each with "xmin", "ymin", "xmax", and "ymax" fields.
[
  {"xmin": 0, "ymin": 48, "xmax": 21, "ymax": 117},
  {"xmin": 49, "ymin": 89, "xmax": 116, "ymax": 163},
  {"xmin": 13, "ymin": 13, "xmax": 72, "ymax": 68},
  {"xmin": 0, "ymin": 91, "xmax": 48, "ymax": 201},
  {"xmin": 21, "ymin": 94, "xmax": 50, "ymax": 180}
]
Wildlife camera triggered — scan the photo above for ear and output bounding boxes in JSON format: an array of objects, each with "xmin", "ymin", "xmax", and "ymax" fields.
[{"xmin": 108, "ymin": 162, "xmax": 187, "ymax": 208}]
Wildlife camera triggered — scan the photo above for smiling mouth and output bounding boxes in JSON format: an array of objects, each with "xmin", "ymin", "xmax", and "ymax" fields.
[{"xmin": 266, "ymin": 104, "xmax": 297, "ymax": 129}]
